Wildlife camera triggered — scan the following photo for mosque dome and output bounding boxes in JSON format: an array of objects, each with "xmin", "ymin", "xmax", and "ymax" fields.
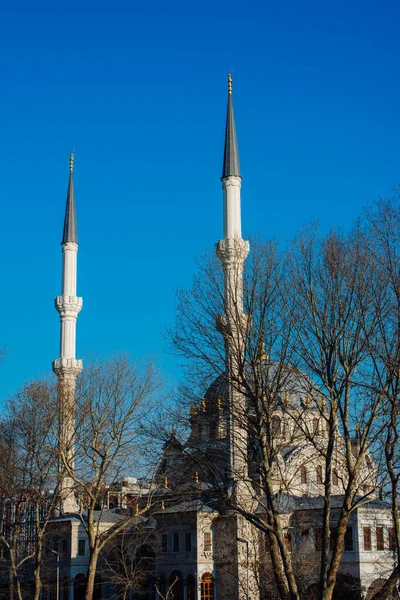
[{"xmin": 199, "ymin": 360, "xmax": 324, "ymax": 415}]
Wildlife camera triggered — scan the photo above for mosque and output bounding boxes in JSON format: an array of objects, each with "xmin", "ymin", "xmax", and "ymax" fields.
[{"xmin": 48, "ymin": 75, "xmax": 396, "ymax": 600}]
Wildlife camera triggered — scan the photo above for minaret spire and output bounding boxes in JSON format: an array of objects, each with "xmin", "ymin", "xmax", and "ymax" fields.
[
  {"xmin": 62, "ymin": 153, "xmax": 78, "ymax": 244},
  {"xmin": 52, "ymin": 153, "xmax": 83, "ymax": 514},
  {"xmin": 216, "ymin": 73, "xmax": 249, "ymax": 501},
  {"xmin": 221, "ymin": 73, "xmax": 243, "ymax": 240},
  {"xmin": 222, "ymin": 72, "xmax": 240, "ymax": 179}
]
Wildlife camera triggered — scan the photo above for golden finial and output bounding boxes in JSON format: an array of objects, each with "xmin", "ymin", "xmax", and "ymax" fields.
[
  {"xmin": 285, "ymin": 392, "xmax": 290, "ymax": 405},
  {"xmin": 306, "ymin": 394, "xmax": 311, "ymax": 407},
  {"xmin": 356, "ymin": 422, "xmax": 360, "ymax": 432},
  {"xmin": 69, "ymin": 152, "xmax": 74, "ymax": 172},
  {"xmin": 258, "ymin": 326, "xmax": 268, "ymax": 361},
  {"xmin": 190, "ymin": 403, "xmax": 197, "ymax": 418},
  {"xmin": 135, "ymin": 503, "xmax": 139, "ymax": 516},
  {"xmin": 228, "ymin": 71, "xmax": 233, "ymax": 94},
  {"xmin": 201, "ymin": 398, "xmax": 207, "ymax": 413},
  {"xmin": 161, "ymin": 500, "xmax": 165, "ymax": 510},
  {"xmin": 321, "ymin": 398, "xmax": 326, "ymax": 410},
  {"xmin": 193, "ymin": 471, "xmax": 199, "ymax": 483},
  {"xmin": 217, "ymin": 397, "xmax": 222, "ymax": 410},
  {"xmin": 163, "ymin": 476, "xmax": 168, "ymax": 489},
  {"xmin": 258, "ymin": 339, "xmax": 269, "ymax": 361}
]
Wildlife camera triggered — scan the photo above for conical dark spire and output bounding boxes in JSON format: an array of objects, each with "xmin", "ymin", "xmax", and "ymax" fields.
[
  {"xmin": 62, "ymin": 153, "xmax": 78, "ymax": 244},
  {"xmin": 222, "ymin": 72, "xmax": 240, "ymax": 179}
]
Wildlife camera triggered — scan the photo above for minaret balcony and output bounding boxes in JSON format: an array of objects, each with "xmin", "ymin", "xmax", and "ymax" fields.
[
  {"xmin": 52, "ymin": 358, "xmax": 83, "ymax": 378},
  {"xmin": 55, "ymin": 296, "xmax": 83, "ymax": 316},
  {"xmin": 216, "ymin": 238, "xmax": 250, "ymax": 266}
]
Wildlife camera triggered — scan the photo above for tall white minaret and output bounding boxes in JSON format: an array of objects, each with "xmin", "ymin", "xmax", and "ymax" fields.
[
  {"xmin": 216, "ymin": 73, "xmax": 250, "ymax": 502},
  {"xmin": 52, "ymin": 153, "xmax": 82, "ymax": 514}
]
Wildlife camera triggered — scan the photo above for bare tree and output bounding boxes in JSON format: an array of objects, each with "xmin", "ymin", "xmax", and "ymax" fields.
[
  {"xmin": 168, "ymin": 227, "xmax": 393, "ymax": 600},
  {"xmin": 284, "ymin": 225, "xmax": 387, "ymax": 600},
  {"xmin": 59, "ymin": 355, "xmax": 160, "ymax": 600},
  {"xmin": 0, "ymin": 380, "xmax": 59, "ymax": 600},
  {"xmin": 101, "ymin": 524, "xmax": 157, "ymax": 600},
  {"xmin": 168, "ymin": 240, "xmax": 306, "ymax": 600},
  {"xmin": 359, "ymin": 195, "xmax": 400, "ymax": 600}
]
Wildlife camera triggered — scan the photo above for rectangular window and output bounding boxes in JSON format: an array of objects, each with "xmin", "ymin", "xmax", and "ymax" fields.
[
  {"xmin": 332, "ymin": 471, "xmax": 339, "ymax": 486},
  {"xmin": 315, "ymin": 527, "xmax": 323, "ymax": 551},
  {"xmin": 210, "ymin": 422, "xmax": 217, "ymax": 438},
  {"xmin": 316, "ymin": 466, "xmax": 323, "ymax": 484},
  {"xmin": 284, "ymin": 533, "xmax": 292, "ymax": 553},
  {"xmin": 204, "ymin": 531, "xmax": 212, "ymax": 552},
  {"xmin": 344, "ymin": 527, "xmax": 353, "ymax": 551},
  {"xmin": 173, "ymin": 532, "xmax": 180, "ymax": 552},
  {"xmin": 185, "ymin": 533, "xmax": 192, "ymax": 552},
  {"xmin": 376, "ymin": 527, "xmax": 384, "ymax": 551},
  {"xmin": 363, "ymin": 527, "xmax": 371, "ymax": 551},
  {"xmin": 330, "ymin": 528, "xmax": 338, "ymax": 551},
  {"xmin": 388, "ymin": 527, "xmax": 396, "ymax": 551},
  {"xmin": 161, "ymin": 534, "xmax": 167, "ymax": 553},
  {"xmin": 300, "ymin": 466, "xmax": 307, "ymax": 484},
  {"xmin": 78, "ymin": 539, "xmax": 85, "ymax": 557}
]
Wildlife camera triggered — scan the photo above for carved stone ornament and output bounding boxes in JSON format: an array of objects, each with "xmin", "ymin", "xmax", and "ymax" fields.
[
  {"xmin": 55, "ymin": 296, "xmax": 83, "ymax": 316},
  {"xmin": 62, "ymin": 242, "xmax": 79, "ymax": 252},
  {"xmin": 52, "ymin": 358, "xmax": 83, "ymax": 378},
  {"xmin": 216, "ymin": 238, "xmax": 250, "ymax": 265},
  {"xmin": 221, "ymin": 175, "xmax": 242, "ymax": 188}
]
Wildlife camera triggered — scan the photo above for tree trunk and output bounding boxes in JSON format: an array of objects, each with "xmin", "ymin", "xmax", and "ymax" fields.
[
  {"xmin": 267, "ymin": 490, "xmax": 300, "ymax": 600},
  {"xmin": 268, "ymin": 530, "xmax": 289, "ymax": 600},
  {"xmin": 85, "ymin": 548, "xmax": 100, "ymax": 600},
  {"xmin": 369, "ymin": 566, "xmax": 400, "ymax": 600},
  {"xmin": 8, "ymin": 566, "xmax": 14, "ymax": 600},
  {"xmin": 323, "ymin": 500, "xmax": 352, "ymax": 600},
  {"xmin": 33, "ymin": 557, "xmax": 42, "ymax": 600},
  {"xmin": 15, "ymin": 579, "xmax": 22, "ymax": 600}
]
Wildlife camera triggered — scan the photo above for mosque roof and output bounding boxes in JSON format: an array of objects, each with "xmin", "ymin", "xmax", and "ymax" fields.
[{"xmin": 258, "ymin": 493, "xmax": 391, "ymax": 514}]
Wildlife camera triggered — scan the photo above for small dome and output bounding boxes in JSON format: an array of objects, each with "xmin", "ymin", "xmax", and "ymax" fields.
[
  {"xmin": 202, "ymin": 374, "xmax": 229, "ymax": 413},
  {"xmin": 200, "ymin": 362, "xmax": 323, "ymax": 412}
]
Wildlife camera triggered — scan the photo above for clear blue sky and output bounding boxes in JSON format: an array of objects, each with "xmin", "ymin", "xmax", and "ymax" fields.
[{"xmin": 1, "ymin": 0, "xmax": 399, "ymax": 399}]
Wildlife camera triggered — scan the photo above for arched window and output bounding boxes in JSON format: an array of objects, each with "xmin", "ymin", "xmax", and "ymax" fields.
[
  {"xmin": 316, "ymin": 465, "xmax": 323, "ymax": 484},
  {"xmin": 63, "ymin": 576, "xmax": 70, "ymax": 600},
  {"xmin": 332, "ymin": 470, "xmax": 339, "ymax": 486},
  {"xmin": 300, "ymin": 465, "xmax": 307, "ymax": 484},
  {"xmin": 169, "ymin": 570, "xmax": 184, "ymax": 600},
  {"xmin": 187, "ymin": 574, "xmax": 196, "ymax": 600},
  {"xmin": 272, "ymin": 415, "xmax": 281, "ymax": 435},
  {"xmin": 313, "ymin": 418, "xmax": 319, "ymax": 435},
  {"xmin": 74, "ymin": 574, "xmax": 87, "ymax": 600},
  {"xmin": 201, "ymin": 573, "xmax": 214, "ymax": 600},
  {"xmin": 136, "ymin": 545, "xmax": 156, "ymax": 600},
  {"xmin": 365, "ymin": 455, "xmax": 373, "ymax": 471}
]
